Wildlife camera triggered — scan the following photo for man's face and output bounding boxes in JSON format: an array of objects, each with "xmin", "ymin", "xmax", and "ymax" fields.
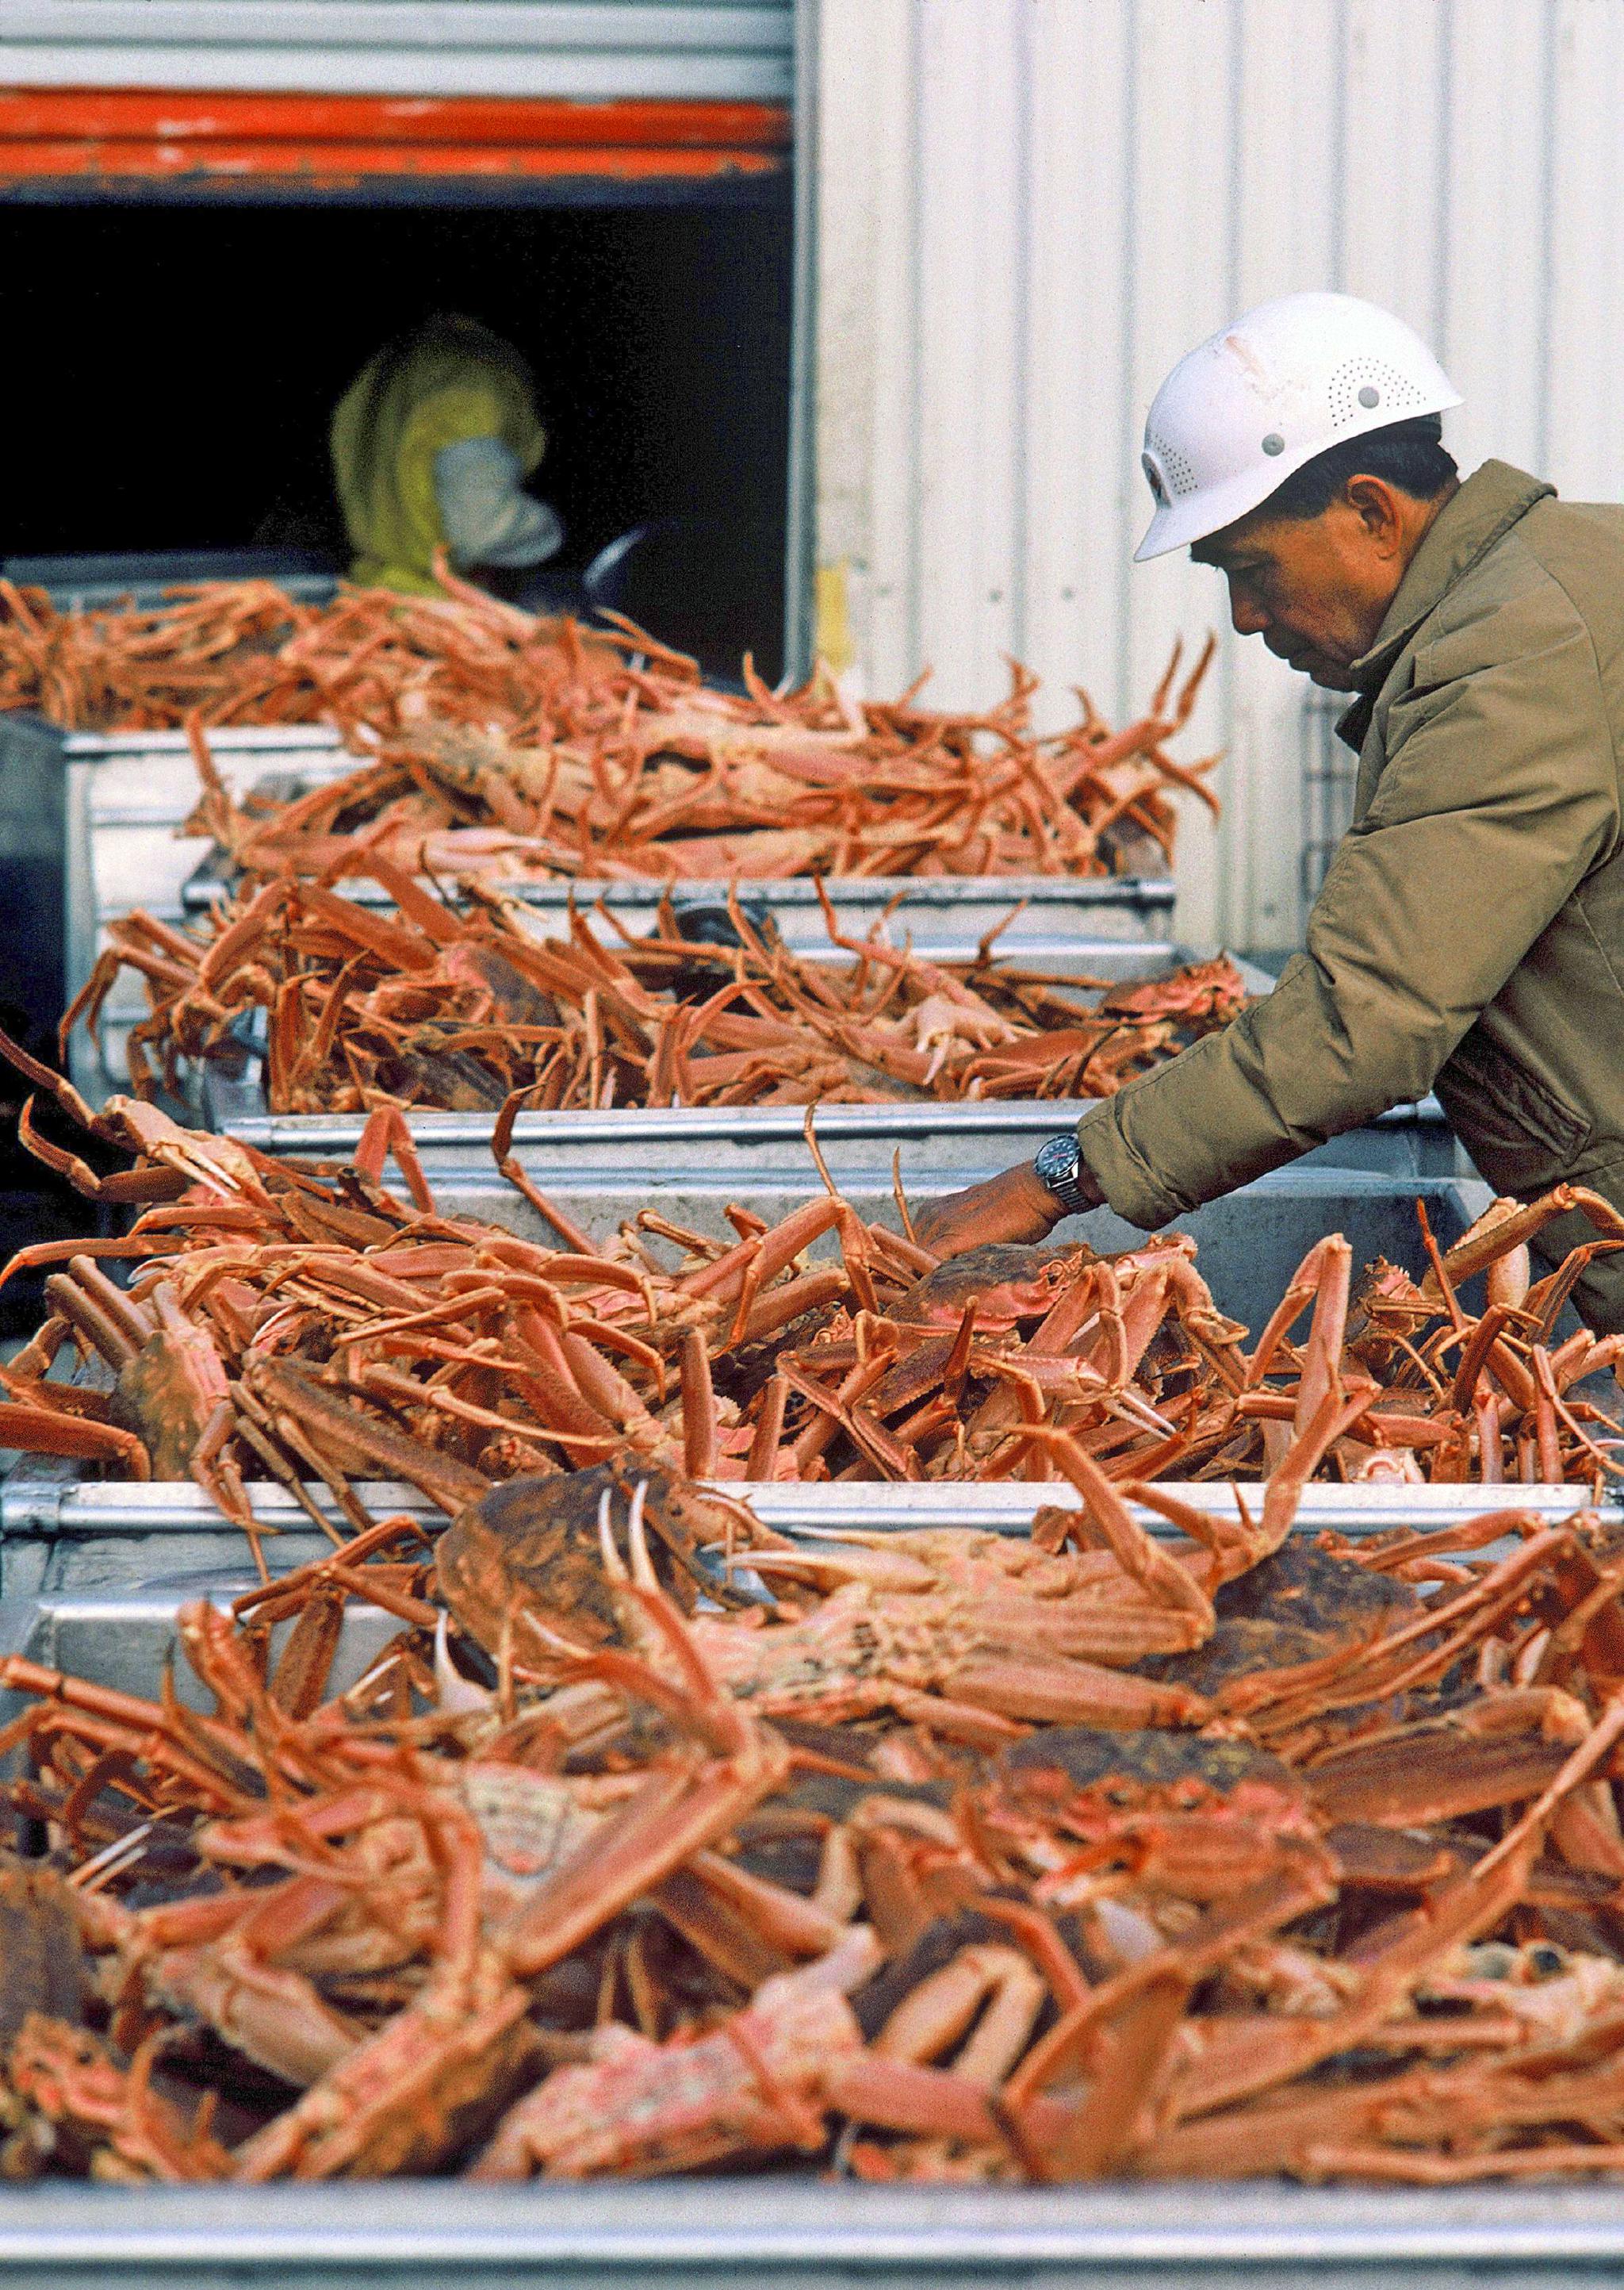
[{"xmin": 1190, "ymin": 484, "xmax": 1419, "ymax": 691}]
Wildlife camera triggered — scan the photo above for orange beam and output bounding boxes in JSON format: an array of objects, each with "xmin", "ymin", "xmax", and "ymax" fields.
[{"xmin": 0, "ymin": 86, "xmax": 791, "ymax": 187}]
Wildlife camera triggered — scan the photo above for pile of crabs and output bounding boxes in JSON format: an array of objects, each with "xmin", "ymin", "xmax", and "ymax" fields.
[
  {"xmin": 2, "ymin": 1047, "xmax": 1624, "ymax": 2181},
  {"xmin": 0, "ymin": 563, "xmax": 1216, "ymax": 880},
  {"xmin": 73, "ymin": 874, "xmax": 1250, "ymax": 1118}
]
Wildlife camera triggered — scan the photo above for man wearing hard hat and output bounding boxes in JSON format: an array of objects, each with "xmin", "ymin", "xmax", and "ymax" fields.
[{"xmin": 920, "ymin": 291, "xmax": 1624, "ymax": 1331}]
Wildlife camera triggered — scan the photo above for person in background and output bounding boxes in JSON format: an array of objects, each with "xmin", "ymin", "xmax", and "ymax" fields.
[{"xmin": 330, "ymin": 313, "xmax": 564, "ymax": 598}]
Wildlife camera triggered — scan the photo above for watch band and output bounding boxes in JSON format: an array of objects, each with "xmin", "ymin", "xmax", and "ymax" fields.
[{"xmin": 1033, "ymin": 1132, "xmax": 1093, "ymax": 1217}]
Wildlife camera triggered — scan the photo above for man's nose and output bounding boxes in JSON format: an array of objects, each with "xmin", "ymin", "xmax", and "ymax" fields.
[{"xmin": 1227, "ymin": 581, "xmax": 1270, "ymax": 639}]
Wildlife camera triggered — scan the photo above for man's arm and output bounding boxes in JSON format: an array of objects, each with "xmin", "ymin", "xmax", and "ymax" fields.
[
  {"xmin": 921, "ymin": 578, "xmax": 1618, "ymax": 1256},
  {"xmin": 1083, "ymin": 589, "xmax": 1616, "ymax": 1226}
]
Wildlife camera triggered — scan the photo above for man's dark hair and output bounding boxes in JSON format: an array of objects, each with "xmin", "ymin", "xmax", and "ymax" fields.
[{"xmin": 1262, "ymin": 414, "xmax": 1458, "ymax": 520}]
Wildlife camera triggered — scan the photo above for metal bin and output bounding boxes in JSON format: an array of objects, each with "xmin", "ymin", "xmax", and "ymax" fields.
[
  {"xmin": 0, "ymin": 1479, "xmax": 1618, "ymax": 2282},
  {"xmin": 0, "ymin": 1474, "xmax": 1608, "ymax": 1609},
  {"xmin": 218, "ymin": 1103, "xmax": 1492, "ymax": 1337},
  {"xmin": 0, "ymin": 2173, "xmax": 1619, "ymax": 2285}
]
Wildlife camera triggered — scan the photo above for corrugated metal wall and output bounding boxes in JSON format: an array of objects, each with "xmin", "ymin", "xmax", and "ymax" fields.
[
  {"xmin": 0, "ymin": 2, "xmax": 795, "ymax": 100},
  {"xmin": 812, "ymin": 0, "xmax": 1624, "ymax": 949}
]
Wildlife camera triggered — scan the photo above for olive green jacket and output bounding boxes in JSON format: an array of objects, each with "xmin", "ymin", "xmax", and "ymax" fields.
[{"xmin": 1077, "ymin": 460, "xmax": 1624, "ymax": 1329}]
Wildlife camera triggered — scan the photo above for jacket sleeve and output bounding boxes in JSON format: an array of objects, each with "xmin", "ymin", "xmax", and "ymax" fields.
[{"xmin": 1077, "ymin": 575, "xmax": 1621, "ymax": 1228}]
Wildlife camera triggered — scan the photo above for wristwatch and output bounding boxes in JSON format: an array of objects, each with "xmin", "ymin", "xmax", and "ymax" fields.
[{"xmin": 1033, "ymin": 1132, "xmax": 1094, "ymax": 1218}]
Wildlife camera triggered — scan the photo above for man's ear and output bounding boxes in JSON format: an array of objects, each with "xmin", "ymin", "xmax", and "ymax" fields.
[{"xmin": 1344, "ymin": 475, "xmax": 1405, "ymax": 554}]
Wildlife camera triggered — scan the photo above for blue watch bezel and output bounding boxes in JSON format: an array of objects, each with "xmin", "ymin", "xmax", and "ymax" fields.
[{"xmin": 1034, "ymin": 1133, "xmax": 1089, "ymax": 1215}]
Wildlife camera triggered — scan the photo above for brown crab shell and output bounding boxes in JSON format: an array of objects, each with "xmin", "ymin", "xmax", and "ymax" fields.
[
  {"xmin": 989, "ymin": 1728, "xmax": 1323, "ymax": 1904},
  {"xmin": 109, "ymin": 1316, "xmax": 232, "ymax": 1482},
  {"xmin": 1138, "ymin": 1546, "xmax": 1419, "ymax": 1696},
  {"xmin": 891, "ymin": 1242, "xmax": 1097, "ymax": 1329},
  {"xmin": 435, "ymin": 1461, "xmax": 763, "ymax": 1658},
  {"xmin": 996, "ymin": 1724, "xmax": 1306, "ymax": 1807},
  {"xmin": 0, "ymin": 1855, "xmax": 86, "ymax": 2047}
]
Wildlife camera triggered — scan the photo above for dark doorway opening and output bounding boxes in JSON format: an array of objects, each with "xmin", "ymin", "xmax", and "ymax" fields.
[{"xmin": 0, "ymin": 195, "xmax": 793, "ymax": 677}]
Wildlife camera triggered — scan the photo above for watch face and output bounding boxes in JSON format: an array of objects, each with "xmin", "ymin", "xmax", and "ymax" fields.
[{"xmin": 1035, "ymin": 1134, "xmax": 1079, "ymax": 1193}]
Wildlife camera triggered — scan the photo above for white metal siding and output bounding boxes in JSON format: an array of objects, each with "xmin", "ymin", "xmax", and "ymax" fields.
[
  {"xmin": 0, "ymin": 3, "xmax": 795, "ymax": 101},
  {"xmin": 813, "ymin": 0, "xmax": 1624, "ymax": 950}
]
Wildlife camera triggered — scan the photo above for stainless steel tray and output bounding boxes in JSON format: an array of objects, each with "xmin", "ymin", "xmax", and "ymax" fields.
[
  {"xmin": 221, "ymin": 1090, "xmax": 1471, "ymax": 1182},
  {"xmin": 197, "ymin": 938, "xmax": 1254, "ymax": 1129},
  {"xmin": 61, "ymin": 723, "xmax": 358, "ymax": 1105},
  {"xmin": 0, "ymin": 713, "xmax": 317, "ymax": 1108},
  {"xmin": 0, "ymin": 2175, "xmax": 1618, "ymax": 2285},
  {"xmin": 0, "ymin": 1164, "xmax": 1496, "ymax": 1585},
  {"xmin": 212, "ymin": 1137, "xmax": 1493, "ymax": 1337},
  {"xmin": 2, "ymin": 1477, "xmax": 1603, "ymax": 1608},
  {"xmin": 0, "ymin": 1578, "xmax": 402, "ymax": 1713},
  {"xmin": 0, "ymin": 1540, "xmax": 1620, "ymax": 2277},
  {"xmin": 182, "ymin": 857, "xmax": 1174, "ymax": 943},
  {"xmin": 1, "ymin": 1471, "xmax": 1611, "ymax": 2259}
]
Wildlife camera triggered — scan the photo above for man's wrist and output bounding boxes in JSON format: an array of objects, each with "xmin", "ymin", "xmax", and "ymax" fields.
[{"xmin": 1032, "ymin": 1133, "xmax": 1104, "ymax": 1218}]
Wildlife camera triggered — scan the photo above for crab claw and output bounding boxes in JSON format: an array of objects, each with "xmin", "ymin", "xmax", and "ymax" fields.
[
  {"xmin": 596, "ymin": 1485, "xmax": 631, "ymax": 1586},
  {"xmin": 624, "ymin": 1479, "xmax": 660, "ymax": 1594},
  {"xmin": 743, "ymin": 1538, "xmax": 937, "ymax": 1594},
  {"xmin": 433, "ymin": 1613, "xmax": 494, "ymax": 1717}
]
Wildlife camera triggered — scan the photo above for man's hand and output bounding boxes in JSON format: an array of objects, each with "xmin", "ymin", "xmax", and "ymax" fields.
[{"xmin": 914, "ymin": 1161, "xmax": 1072, "ymax": 1258}]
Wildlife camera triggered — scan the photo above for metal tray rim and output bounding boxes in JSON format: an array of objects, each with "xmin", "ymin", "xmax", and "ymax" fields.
[
  {"xmin": 64, "ymin": 724, "xmax": 353, "ymax": 758},
  {"xmin": 0, "ymin": 2173, "xmax": 1621, "ymax": 2272},
  {"xmin": 222, "ymin": 1095, "xmax": 1450, "ymax": 1155},
  {"xmin": 5, "ymin": 1478, "xmax": 1612, "ymax": 1540},
  {"xmin": 182, "ymin": 869, "xmax": 1178, "ymax": 914}
]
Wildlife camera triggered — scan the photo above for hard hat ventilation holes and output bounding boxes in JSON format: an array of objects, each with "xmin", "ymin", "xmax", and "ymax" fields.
[
  {"xmin": 1133, "ymin": 295, "xmax": 1461, "ymax": 560},
  {"xmin": 1327, "ymin": 356, "xmax": 1427, "ymax": 429},
  {"xmin": 1145, "ymin": 431, "xmax": 1197, "ymax": 497}
]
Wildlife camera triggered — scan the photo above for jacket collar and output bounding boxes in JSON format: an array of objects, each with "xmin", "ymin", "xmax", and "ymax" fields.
[{"xmin": 1334, "ymin": 460, "xmax": 1555, "ymax": 750}]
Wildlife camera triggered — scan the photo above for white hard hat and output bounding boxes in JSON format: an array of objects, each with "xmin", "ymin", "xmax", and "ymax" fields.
[{"xmin": 1134, "ymin": 291, "xmax": 1461, "ymax": 562}]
